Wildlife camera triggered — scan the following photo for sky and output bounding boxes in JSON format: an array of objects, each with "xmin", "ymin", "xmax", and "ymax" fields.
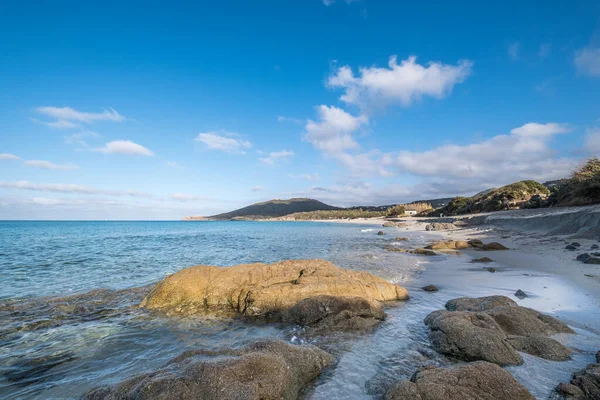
[{"xmin": 1, "ymin": 0, "xmax": 600, "ymax": 220}]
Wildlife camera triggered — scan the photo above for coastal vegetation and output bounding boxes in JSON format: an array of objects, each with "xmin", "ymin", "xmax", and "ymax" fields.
[
  {"xmin": 280, "ymin": 209, "xmax": 388, "ymax": 220},
  {"xmin": 550, "ymin": 157, "xmax": 600, "ymax": 207}
]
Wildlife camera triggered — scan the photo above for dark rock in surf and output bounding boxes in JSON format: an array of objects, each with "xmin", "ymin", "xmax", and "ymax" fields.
[
  {"xmin": 514, "ymin": 289, "xmax": 528, "ymax": 299},
  {"xmin": 422, "ymin": 285, "xmax": 439, "ymax": 292},
  {"xmin": 471, "ymin": 257, "xmax": 494, "ymax": 263}
]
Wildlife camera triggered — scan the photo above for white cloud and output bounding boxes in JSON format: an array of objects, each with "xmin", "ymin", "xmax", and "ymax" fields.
[
  {"xmin": 305, "ymin": 105, "xmax": 368, "ymax": 153},
  {"xmin": 322, "ymin": 0, "xmax": 357, "ymax": 6},
  {"xmin": 394, "ymin": 122, "xmax": 574, "ymax": 181},
  {"xmin": 259, "ymin": 150, "xmax": 295, "ymax": 165},
  {"xmin": 510, "ymin": 122, "xmax": 570, "ymax": 137},
  {"xmin": 0, "ymin": 181, "xmax": 152, "ymax": 197},
  {"xmin": 165, "ymin": 161, "xmax": 179, "ymax": 167},
  {"xmin": 251, "ymin": 186, "xmax": 264, "ymax": 192},
  {"xmin": 171, "ymin": 193, "xmax": 210, "ymax": 201},
  {"xmin": 0, "ymin": 153, "xmax": 20, "ymax": 160},
  {"xmin": 94, "ymin": 140, "xmax": 154, "ymax": 156},
  {"xmin": 585, "ymin": 128, "xmax": 600, "ymax": 154},
  {"xmin": 64, "ymin": 131, "xmax": 101, "ymax": 147},
  {"xmin": 35, "ymin": 106, "xmax": 125, "ymax": 123},
  {"xmin": 327, "ymin": 55, "xmax": 473, "ymax": 109},
  {"xmin": 289, "ymin": 173, "xmax": 320, "ymax": 181},
  {"xmin": 33, "ymin": 118, "xmax": 82, "ymax": 129},
  {"xmin": 195, "ymin": 131, "xmax": 252, "ymax": 154},
  {"xmin": 24, "ymin": 160, "xmax": 80, "ymax": 170},
  {"xmin": 508, "ymin": 42, "xmax": 520, "ymax": 61},
  {"xmin": 574, "ymin": 46, "xmax": 600, "ymax": 77}
]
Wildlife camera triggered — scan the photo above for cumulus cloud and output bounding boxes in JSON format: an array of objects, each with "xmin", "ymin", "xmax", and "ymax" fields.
[
  {"xmin": 574, "ymin": 46, "xmax": 600, "ymax": 77},
  {"xmin": 94, "ymin": 140, "xmax": 154, "ymax": 156},
  {"xmin": 327, "ymin": 55, "xmax": 472, "ymax": 109},
  {"xmin": 305, "ymin": 105, "xmax": 368, "ymax": 153},
  {"xmin": 0, "ymin": 153, "xmax": 20, "ymax": 160},
  {"xmin": 259, "ymin": 150, "xmax": 294, "ymax": 165},
  {"xmin": 0, "ymin": 181, "xmax": 152, "ymax": 197},
  {"xmin": 35, "ymin": 106, "xmax": 125, "ymax": 123},
  {"xmin": 195, "ymin": 131, "xmax": 252, "ymax": 154},
  {"xmin": 24, "ymin": 160, "xmax": 80, "ymax": 170},
  {"xmin": 394, "ymin": 122, "xmax": 574, "ymax": 181}
]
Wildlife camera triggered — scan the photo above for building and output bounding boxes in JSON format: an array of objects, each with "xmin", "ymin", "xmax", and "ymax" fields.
[{"xmin": 404, "ymin": 209, "xmax": 418, "ymax": 216}]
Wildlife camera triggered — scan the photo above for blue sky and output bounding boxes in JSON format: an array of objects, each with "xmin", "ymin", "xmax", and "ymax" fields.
[{"xmin": 1, "ymin": 0, "xmax": 599, "ymax": 220}]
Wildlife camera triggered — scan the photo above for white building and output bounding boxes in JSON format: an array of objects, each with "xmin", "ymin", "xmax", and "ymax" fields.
[{"xmin": 405, "ymin": 210, "xmax": 418, "ymax": 216}]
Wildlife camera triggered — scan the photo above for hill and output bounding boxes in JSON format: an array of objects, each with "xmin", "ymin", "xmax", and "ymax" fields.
[
  {"xmin": 201, "ymin": 198, "xmax": 341, "ymax": 220},
  {"xmin": 550, "ymin": 158, "xmax": 600, "ymax": 207},
  {"xmin": 430, "ymin": 180, "xmax": 550, "ymax": 216}
]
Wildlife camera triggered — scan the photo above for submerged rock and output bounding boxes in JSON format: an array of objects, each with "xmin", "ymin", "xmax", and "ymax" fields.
[
  {"xmin": 391, "ymin": 237, "xmax": 409, "ymax": 241},
  {"xmin": 485, "ymin": 267, "xmax": 497, "ymax": 273},
  {"xmin": 83, "ymin": 339, "xmax": 334, "ymax": 400},
  {"xmin": 481, "ymin": 242, "xmax": 509, "ymax": 251},
  {"xmin": 471, "ymin": 257, "xmax": 494, "ymax": 263},
  {"xmin": 385, "ymin": 361, "xmax": 534, "ymax": 400},
  {"xmin": 585, "ymin": 257, "xmax": 600, "ymax": 265},
  {"xmin": 468, "ymin": 239, "xmax": 484, "ymax": 248},
  {"xmin": 424, "ymin": 310, "xmax": 523, "ymax": 366},
  {"xmin": 592, "ymin": 244, "xmax": 599, "ymax": 250},
  {"xmin": 140, "ymin": 259, "xmax": 409, "ymax": 320},
  {"xmin": 422, "ymin": 285, "xmax": 439, "ymax": 292},
  {"xmin": 377, "ymin": 231, "xmax": 385, "ymax": 235},
  {"xmin": 566, "ymin": 245, "xmax": 578, "ymax": 251}
]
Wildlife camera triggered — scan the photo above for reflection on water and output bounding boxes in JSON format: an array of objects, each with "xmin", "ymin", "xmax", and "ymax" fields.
[{"xmin": 0, "ymin": 221, "xmax": 598, "ymax": 399}]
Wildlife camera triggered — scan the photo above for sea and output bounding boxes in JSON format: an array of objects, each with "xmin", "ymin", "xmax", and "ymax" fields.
[{"xmin": 0, "ymin": 221, "xmax": 598, "ymax": 399}]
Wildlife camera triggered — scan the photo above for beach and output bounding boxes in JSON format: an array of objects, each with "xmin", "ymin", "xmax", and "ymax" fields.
[{"xmin": 1, "ymin": 211, "xmax": 599, "ymax": 399}]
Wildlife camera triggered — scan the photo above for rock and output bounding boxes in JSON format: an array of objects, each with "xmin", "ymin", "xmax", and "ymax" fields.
[
  {"xmin": 83, "ymin": 339, "xmax": 334, "ymax": 400},
  {"xmin": 514, "ymin": 289, "xmax": 528, "ymax": 299},
  {"xmin": 424, "ymin": 310, "xmax": 523, "ymax": 366},
  {"xmin": 584, "ymin": 257, "xmax": 600, "ymax": 265},
  {"xmin": 556, "ymin": 362, "xmax": 600, "ymax": 399},
  {"xmin": 592, "ymin": 252, "xmax": 600, "ymax": 257},
  {"xmin": 572, "ymin": 242, "xmax": 582, "ymax": 248},
  {"xmin": 411, "ymin": 248, "xmax": 437, "ymax": 256},
  {"xmin": 385, "ymin": 361, "xmax": 534, "ymax": 400},
  {"xmin": 382, "ymin": 221, "xmax": 407, "ymax": 228},
  {"xmin": 446, "ymin": 295, "xmax": 518, "ymax": 312},
  {"xmin": 140, "ymin": 259, "xmax": 409, "ymax": 317},
  {"xmin": 597, "ymin": 350, "xmax": 600, "ymax": 363},
  {"xmin": 280, "ymin": 295, "xmax": 385, "ymax": 333},
  {"xmin": 481, "ymin": 242, "xmax": 509, "ymax": 251},
  {"xmin": 425, "ymin": 240, "xmax": 470, "ymax": 250},
  {"xmin": 471, "ymin": 257, "xmax": 494, "ymax": 263},
  {"xmin": 422, "ymin": 285, "xmax": 439, "ymax": 292},
  {"xmin": 567, "ymin": 245, "xmax": 578, "ymax": 251},
  {"xmin": 425, "ymin": 223, "xmax": 457, "ymax": 231},
  {"xmin": 507, "ymin": 335, "xmax": 572, "ymax": 361},
  {"xmin": 391, "ymin": 237, "xmax": 409, "ymax": 241},
  {"xmin": 486, "ymin": 267, "xmax": 496, "ymax": 273},
  {"xmin": 557, "ymin": 383, "xmax": 584, "ymax": 397},
  {"xmin": 578, "ymin": 253, "xmax": 592, "ymax": 262},
  {"xmin": 377, "ymin": 231, "xmax": 385, "ymax": 235},
  {"xmin": 592, "ymin": 244, "xmax": 599, "ymax": 250},
  {"xmin": 445, "ymin": 296, "xmax": 574, "ymax": 336},
  {"xmin": 468, "ymin": 239, "xmax": 484, "ymax": 248}
]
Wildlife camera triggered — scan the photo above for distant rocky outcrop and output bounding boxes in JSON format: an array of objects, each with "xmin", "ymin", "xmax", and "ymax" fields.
[
  {"xmin": 83, "ymin": 339, "xmax": 334, "ymax": 400},
  {"xmin": 202, "ymin": 198, "xmax": 341, "ymax": 220},
  {"xmin": 140, "ymin": 260, "xmax": 408, "ymax": 330},
  {"xmin": 425, "ymin": 295, "xmax": 573, "ymax": 365},
  {"xmin": 430, "ymin": 180, "xmax": 550, "ymax": 216},
  {"xmin": 556, "ymin": 351, "xmax": 600, "ymax": 399},
  {"xmin": 385, "ymin": 361, "xmax": 534, "ymax": 400}
]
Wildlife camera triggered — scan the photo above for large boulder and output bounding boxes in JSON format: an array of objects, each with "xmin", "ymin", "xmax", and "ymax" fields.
[
  {"xmin": 507, "ymin": 335, "xmax": 572, "ymax": 361},
  {"xmin": 385, "ymin": 361, "xmax": 535, "ymax": 400},
  {"xmin": 481, "ymin": 242, "xmax": 509, "ymax": 251},
  {"xmin": 445, "ymin": 295, "xmax": 574, "ymax": 336},
  {"xmin": 140, "ymin": 259, "xmax": 408, "ymax": 318},
  {"xmin": 424, "ymin": 310, "xmax": 523, "ymax": 366},
  {"xmin": 557, "ymin": 362, "xmax": 600, "ymax": 399},
  {"xmin": 83, "ymin": 339, "xmax": 334, "ymax": 400}
]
